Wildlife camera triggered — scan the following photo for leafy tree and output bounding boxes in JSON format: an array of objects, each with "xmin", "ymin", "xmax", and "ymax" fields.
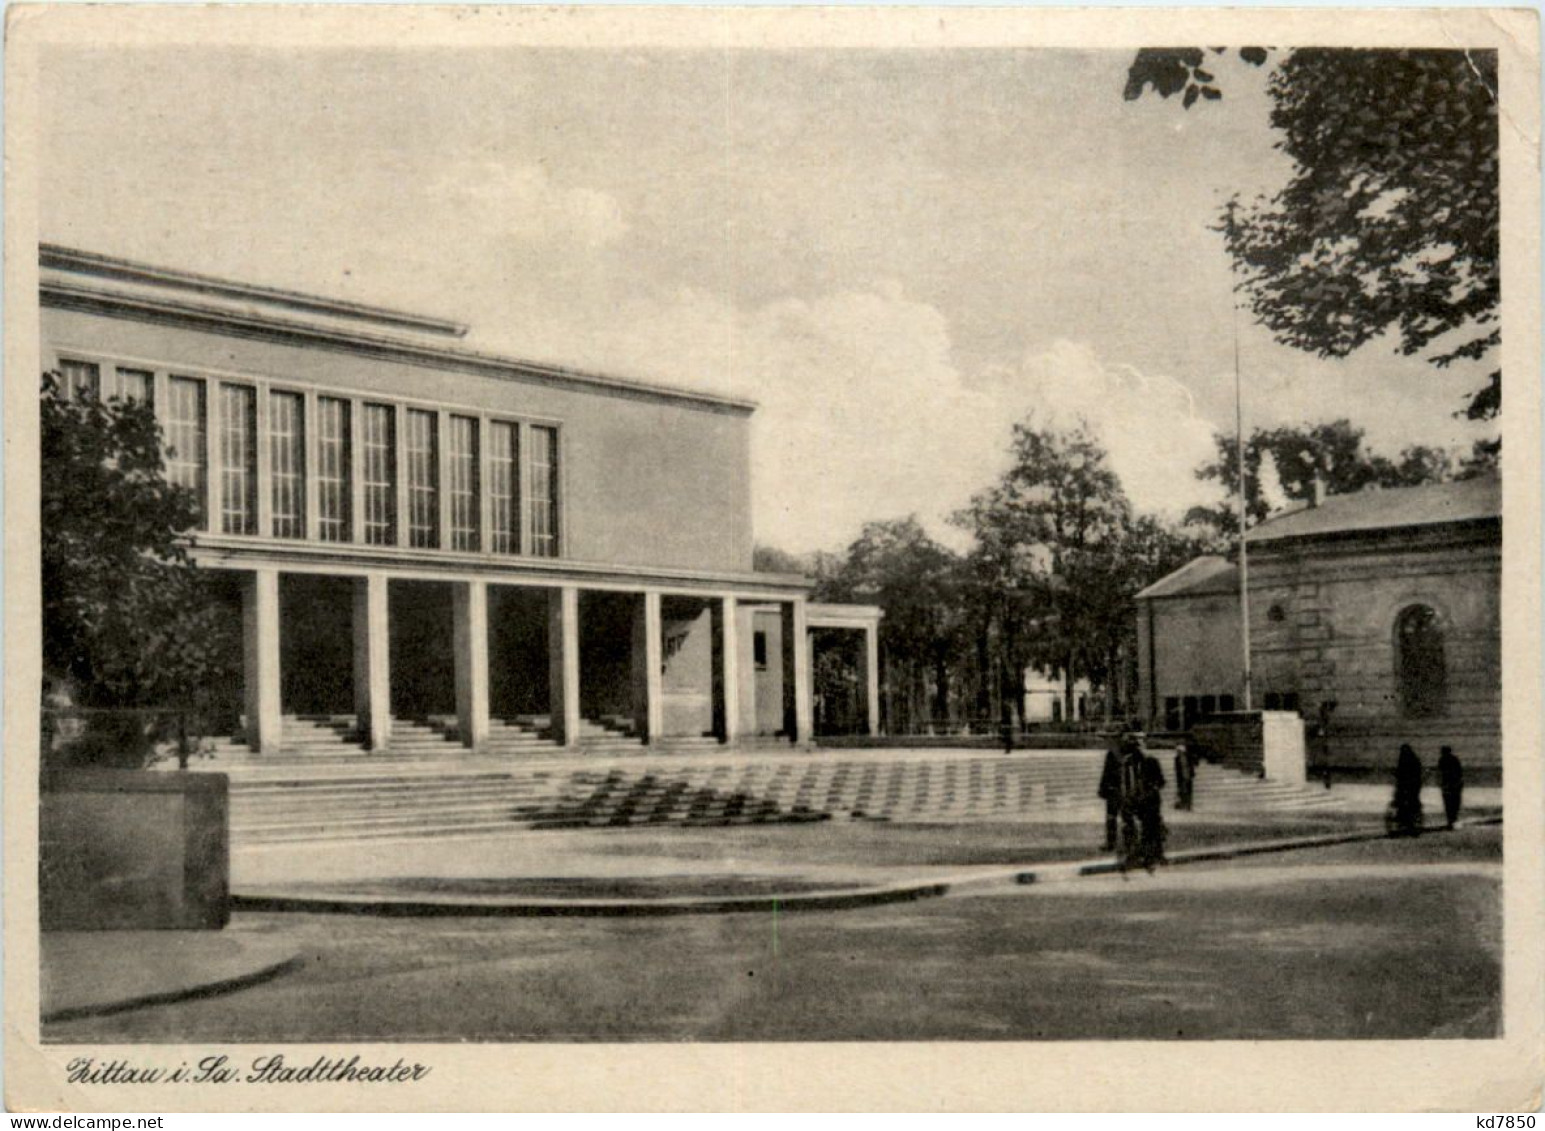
[
  {"xmin": 819, "ymin": 517, "xmax": 965, "ymax": 732},
  {"xmin": 955, "ymin": 419, "xmax": 1132, "ymax": 721},
  {"xmin": 41, "ymin": 372, "xmax": 240, "ymax": 767},
  {"xmin": 1185, "ymin": 418, "xmax": 1458, "ymax": 536},
  {"xmin": 1088, "ymin": 514, "xmax": 1215, "ymax": 721},
  {"xmin": 752, "ymin": 544, "xmax": 808, "ymax": 575},
  {"xmin": 1127, "ymin": 48, "xmax": 1501, "ymax": 424},
  {"xmin": 1457, "ymin": 436, "xmax": 1501, "ymax": 480}
]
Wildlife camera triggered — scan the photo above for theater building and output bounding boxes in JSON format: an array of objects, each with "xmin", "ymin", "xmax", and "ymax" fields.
[
  {"xmin": 1135, "ymin": 477, "xmax": 1501, "ymax": 774},
  {"xmin": 41, "ymin": 245, "xmax": 882, "ymax": 756}
]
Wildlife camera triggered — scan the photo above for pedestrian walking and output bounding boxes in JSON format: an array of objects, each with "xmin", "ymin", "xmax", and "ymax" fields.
[
  {"xmin": 1097, "ymin": 740, "xmax": 1122, "ymax": 851},
  {"xmin": 1389, "ymin": 743, "xmax": 1424, "ymax": 837},
  {"xmin": 1438, "ymin": 745, "xmax": 1464, "ymax": 830},
  {"xmin": 1173, "ymin": 738, "xmax": 1196, "ymax": 811},
  {"xmin": 1113, "ymin": 732, "xmax": 1164, "ymax": 872},
  {"xmin": 1137, "ymin": 749, "xmax": 1168, "ymax": 868},
  {"xmin": 1115, "ymin": 735, "xmax": 1145, "ymax": 869}
]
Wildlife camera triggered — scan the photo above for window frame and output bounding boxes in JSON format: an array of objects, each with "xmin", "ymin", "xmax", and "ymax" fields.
[{"xmin": 46, "ymin": 347, "xmax": 564, "ymax": 558}]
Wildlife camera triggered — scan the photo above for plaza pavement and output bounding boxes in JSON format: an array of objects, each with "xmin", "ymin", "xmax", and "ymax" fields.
[{"xmin": 40, "ymin": 781, "xmax": 1499, "ymax": 1022}]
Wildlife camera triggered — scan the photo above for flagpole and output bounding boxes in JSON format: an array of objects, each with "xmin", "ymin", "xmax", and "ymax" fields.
[{"xmin": 1234, "ymin": 303, "xmax": 1254, "ymax": 712}]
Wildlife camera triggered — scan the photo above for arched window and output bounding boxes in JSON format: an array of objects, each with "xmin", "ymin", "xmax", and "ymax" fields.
[{"xmin": 1396, "ymin": 605, "xmax": 1447, "ymax": 717}]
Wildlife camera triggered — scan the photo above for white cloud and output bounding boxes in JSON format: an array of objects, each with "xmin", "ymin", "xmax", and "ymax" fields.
[
  {"xmin": 991, "ymin": 340, "xmax": 1226, "ymax": 524},
  {"xmin": 574, "ymin": 291, "xmax": 1227, "ymax": 553},
  {"xmin": 428, "ymin": 160, "xmax": 628, "ymax": 248},
  {"xmin": 1257, "ymin": 450, "xmax": 1291, "ymax": 513}
]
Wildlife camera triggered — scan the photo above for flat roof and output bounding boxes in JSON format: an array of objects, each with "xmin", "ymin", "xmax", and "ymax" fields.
[
  {"xmin": 40, "ymin": 244, "xmax": 758, "ymax": 415},
  {"xmin": 42, "ymin": 244, "xmax": 469, "ymax": 338}
]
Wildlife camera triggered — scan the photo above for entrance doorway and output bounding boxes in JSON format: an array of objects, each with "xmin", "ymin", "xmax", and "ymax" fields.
[
  {"xmin": 388, "ymin": 580, "xmax": 455, "ymax": 719},
  {"xmin": 279, "ymin": 574, "xmax": 355, "ymax": 716}
]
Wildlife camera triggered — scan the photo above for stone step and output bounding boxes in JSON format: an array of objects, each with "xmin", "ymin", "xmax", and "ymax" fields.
[
  {"xmin": 235, "ymin": 804, "xmax": 541, "ymax": 829},
  {"xmin": 233, "ymin": 779, "xmax": 540, "ymax": 805}
]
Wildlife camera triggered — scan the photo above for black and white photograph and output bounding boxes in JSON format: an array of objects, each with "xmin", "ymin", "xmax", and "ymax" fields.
[{"xmin": 6, "ymin": 5, "xmax": 1541, "ymax": 1113}]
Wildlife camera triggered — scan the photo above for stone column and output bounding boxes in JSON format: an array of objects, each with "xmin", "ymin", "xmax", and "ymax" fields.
[
  {"xmin": 454, "ymin": 580, "xmax": 490, "ymax": 750},
  {"xmin": 863, "ymin": 622, "xmax": 881, "ymax": 736},
  {"xmin": 547, "ymin": 586, "xmax": 581, "ymax": 747},
  {"xmin": 352, "ymin": 573, "xmax": 392, "ymax": 750},
  {"xmin": 781, "ymin": 599, "xmax": 813, "ymax": 743},
  {"xmin": 242, "ymin": 569, "xmax": 283, "ymax": 753},
  {"xmin": 633, "ymin": 591, "xmax": 664, "ymax": 743},
  {"xmin": 716, "ymin": 596, "xmax": 740, "ymax": 744}
]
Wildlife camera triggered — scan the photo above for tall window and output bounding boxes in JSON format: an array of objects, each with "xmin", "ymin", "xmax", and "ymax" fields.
[
  {"xmin": 218, "ymin": 384, "xmax": 258, "ymax": 535},
  {"xmin": 316, "ymin": 396, "xmax": 351, "ymax": 542},
  {"xmin": 361, "ymin": 403, "xmax": 396, "ymax": 546},
  {"xmin": 488, "ymin": 421, "xmax": 519, "ymax": 554},
  {"xmin": 269, "ymin": 391, "xmax": 305, "ymax": 539},
  {"xmin": 165, "ymin": 376, "xmax": 207, "ymax": 528},
  {"xmin": 1397, "ymin": 604, "xmax": 1447, "ymax": 717},
  {"xmin": 405, "ymin": 408, "xmax": 439, "ymax": 549},
  {"xmin": 529, "ymin": 425, "xmax": 559, "ymax": 557},
  {"xmin": 115, "ymin": 367, "xmax": 154, "ymax": 406},
  {"xmin": 59, "ymin": 359, "xmax": 99, "ymax": 400},
  {"xmin": 448, "ymin": 415, "xmax": 479, "ymax": 552}
]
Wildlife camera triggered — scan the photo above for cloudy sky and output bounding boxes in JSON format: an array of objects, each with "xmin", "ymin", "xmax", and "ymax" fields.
[{"xmin": 39, "ymin": 42, "xmax": 1496, "ymax": 553}]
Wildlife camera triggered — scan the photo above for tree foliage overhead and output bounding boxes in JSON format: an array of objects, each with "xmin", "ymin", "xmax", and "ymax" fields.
[
  {"xmin": 1127, "ymin": 48, "xmax": 1501, "ymax": 422},
  {"xmin": 42, "ymin": 372, "xmax": 240, "ymax": 760},
  {"xmin": 1124, "ymin": 46, "xmax": 1269, "ymax": 107}
]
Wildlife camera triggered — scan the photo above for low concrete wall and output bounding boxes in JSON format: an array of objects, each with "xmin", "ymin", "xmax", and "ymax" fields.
[
  {"xmin": 41, "ymin": 770, "xmax": 229, "ymax": 931},
  {"xmin": 1262, "ymin": 711, "xmax": 1307, "ymax": 785},
  {"xmin": 1189, "ymin": 711, "xmax": 1306, "ymax": 784}
]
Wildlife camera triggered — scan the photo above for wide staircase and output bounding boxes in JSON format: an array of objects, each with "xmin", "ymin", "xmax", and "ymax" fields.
[
  {"xmin": 1189, "ymin": 761, "xmax": 1349, "ymax": 812},
  {"xmin": 211, "ymin": 735, "xmax": 1352, "ymax": 846},
  {"xmin": 225, "ymin": 750, "xmax": 1112, "ymax": 845}
]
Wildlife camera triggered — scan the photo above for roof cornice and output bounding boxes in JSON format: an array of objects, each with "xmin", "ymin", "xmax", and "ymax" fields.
[
  {"xmin": 188, "ymin": 533, "xmax": 811, "ymax": 594},
  {"xmin": 41, "ymin": 243, "xmax": 469, "ymax": 339},
  {"xmin": 41, "ymin": 276, "xmax": 759, "ymax": 417}
]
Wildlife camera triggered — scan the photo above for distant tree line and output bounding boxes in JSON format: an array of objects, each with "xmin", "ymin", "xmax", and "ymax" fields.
[{"xmin": 759, "ymin": 414, "xmax": 1490, "ymax": 735}]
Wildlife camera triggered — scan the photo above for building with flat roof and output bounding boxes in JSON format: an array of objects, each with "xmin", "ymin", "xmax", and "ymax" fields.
[
  {"xmin": 41, "ymin": 245, "xmax": 881, "ymax": 756},
  {"xmin": 1135, "ymin": 476, "xmax": 1501, "ymax": 773}
]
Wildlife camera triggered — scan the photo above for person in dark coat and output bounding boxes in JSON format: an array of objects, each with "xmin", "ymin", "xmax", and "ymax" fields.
[
  {"xmin": 1391, "ymin": 743, "xmax": 1424, "ymax": 836},
  {"xmin": 1097, "ymin": 741, "xmax": 1123, "ymax": 851},
  {"xmin": 1437, "ymin": 745, "xmax": 1464, "ymax": 830},
  {"xmin": 1114, "ymin": 737, "xmax": 1146, "ymax": 869},
  {"xmin": 1137, "ymin": 751, "xmax": 1168, "ymax": 869},
  {"xmin": 1173, "ymin": 738, "xmax": 1196, "ymax": 811},
  {"xmin": 1111, "ymin": 733, "xmax": 1164, "ymax": 871}
]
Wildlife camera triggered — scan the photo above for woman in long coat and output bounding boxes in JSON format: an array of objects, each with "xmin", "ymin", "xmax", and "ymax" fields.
[{"xmin": 1391, "ymin": 743, "xmax": 1424, "ymax": 836}]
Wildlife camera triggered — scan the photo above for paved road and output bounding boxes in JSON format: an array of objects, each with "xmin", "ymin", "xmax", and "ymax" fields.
[{"xmin": 47, "ymin": 826, "xmax": 1500, "ymax": 1043}]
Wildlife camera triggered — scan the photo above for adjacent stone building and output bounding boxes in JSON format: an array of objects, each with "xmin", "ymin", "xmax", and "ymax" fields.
[
  {"xmin": 1136, "ymin": 477, "xmax": 1501, "ymax": 774},
  {"xmin": 41, "ymin": 245, "xmax": 882, "ymax": 755}
]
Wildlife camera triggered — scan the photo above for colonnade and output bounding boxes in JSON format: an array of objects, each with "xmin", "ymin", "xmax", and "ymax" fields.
[{"xmin": 235, "ymin": 569, "xmax": 878, "ymax": 754}]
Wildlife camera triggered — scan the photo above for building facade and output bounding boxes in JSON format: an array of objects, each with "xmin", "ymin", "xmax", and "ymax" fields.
[
  {"xmin": 1135, "ymin": 478, "xmax": 1501, "ymax": 773},
  {"xmin": 41, "ymin": 245, "xmax": 881, "ymax": 754},
  {"xmin": 1022, "ymin": 667, "xmax": 1091, "ymax": 724}
]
